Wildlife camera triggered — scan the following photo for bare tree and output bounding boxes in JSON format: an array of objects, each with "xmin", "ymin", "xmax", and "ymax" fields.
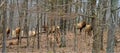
[
  {"xmin": 101, "ymin": 0, "xmax": 107, "ymax": 50},
  {"xmin": 91, "ymin": 0, "xmax": 103, "ymax": 53},
  {"xmin": 23, "ymin": 0, "xmax": 29, "ymax": 47},
  {"xmin": 59, "ymin": 0, "xmax": 67, "ymax": 47},
  {"xmin": 9, "ymin": 0, "xmax": 14, "ymax": 39},
  {"xmin": 2, "ymin": 0, "xmax": 7, "ymax": 52},
  {"xmin": 36, "ymin": 0, "xmax": 40, "ymax": 49},
  {"xmin": 107, "ymin": 0, "xmax": 116, "ymax": 53}
]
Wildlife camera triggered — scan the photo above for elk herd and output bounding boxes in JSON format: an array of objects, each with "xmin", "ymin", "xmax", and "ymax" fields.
[
  {"xmin": 0, "ymin": 20, "xmax": 92, "ymax": 47},
  {"xmin": 74, "ymin": 21, "xmax": 92, "ymax": 35}
]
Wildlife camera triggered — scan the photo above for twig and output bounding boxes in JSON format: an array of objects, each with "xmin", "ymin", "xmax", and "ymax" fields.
[
  {"xmin": 112, "ymin": 7, "xmax": 120, "ymax": 12},
  {"xmin": 0, "ymin": 1, "xmax": 5, "ymax": 8}
]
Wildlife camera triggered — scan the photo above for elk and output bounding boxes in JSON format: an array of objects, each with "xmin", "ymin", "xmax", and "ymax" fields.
[
  {"xmin": 85, "ymin": 24, "xmax": 92, "ymax": 36},
  {"xmin": 15, "ymin": 27, "xmax": 21, "ymax": 44},
  {"xmin": 48, "ymin": 26, "xmax": 58, "ymax": 33},
  {"xmin": 29, "ymin": 30, "xmax": 36, "ymax": 36},
  {"xmin": 74, "ymin": 21, "xmax": 86, "ymax": 32},
  {"xmin": 41, "ymin": 25, "xmax": 60, "ymax": 34},
  {"xmin": 42, "ymin": 25, "xmax": 61, "ymax": 47},
  {"xmin": 9, "ymin": 40, "xmax": 18, "ymax": 45},
  {"xmin": 0, "ymin": 27, "xmax": 10, "ymax": 40},
  {"xmin": 15, "ymin": 27, "xmax": 21, "ymax": 36},
  {"xmin": 84, "ymin": 24, "xmax": 92, "ymax": 46},
  {"xmin": 0, "ymin": 27, "xmax": 10, "ymax": 37}
]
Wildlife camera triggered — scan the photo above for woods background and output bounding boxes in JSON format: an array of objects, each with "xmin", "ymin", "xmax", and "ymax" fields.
[{"xmin": 0, "ymin": 0, "xmax": 120, "ymax": 53}]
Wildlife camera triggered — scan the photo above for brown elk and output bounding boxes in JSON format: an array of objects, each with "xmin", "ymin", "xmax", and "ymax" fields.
[
  {"xmin": 15, "ymin": 27, "xmax": 21, "ymax": 44},
  {"xmin": 9, "ymin": 40, "xmax": 18, "ymax": 45},
  {"xmin": 15, "ymin": 27, "xmax": 21, "ymax": 35},
  {"xmin": 85, "ymin": 24, "xmax": 92, "ymax": 36},
  {"xmin": 29, "ymin": 30, "xmax": 36, "ymax": 36},
  {"xmin": 84, "ymin": 24, "xmax": 92, "ymax": 46},
  {"xmin": 0, "ymin": 27, "xmax": 10, "ymax": 37},
  {"xmin": 42, "ymin": 25, "xmax": 60, "ymax": 34},
  {"xmin": 42, "ymin": 25, "xmax": 61, "ymax": 47},
  {"xmin": 74, "ymin": 21, "xmax": 86, "ymax": 32}
]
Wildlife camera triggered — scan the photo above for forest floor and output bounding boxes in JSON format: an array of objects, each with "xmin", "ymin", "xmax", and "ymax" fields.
[{"xmin": 0, "ymin": 29, "xmax": 120, "ymax": 53}]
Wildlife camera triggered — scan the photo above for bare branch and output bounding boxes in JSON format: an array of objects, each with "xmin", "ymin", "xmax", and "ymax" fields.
[{"xmin": 0, "ymin": 1, "xmax": 5, "ymax": 8}]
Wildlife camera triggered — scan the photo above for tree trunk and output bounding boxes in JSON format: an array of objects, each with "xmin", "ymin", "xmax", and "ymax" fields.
[
  {"xmin": 106, "ymin": 0, "xmax": 115, "ymax": 53},
  {"xmin": 36, "ymin": 0, "xmax": 40, "ymax": 49},
  {"xmin": 91, "ymin": 0, "xmax": 103, "ymax": 53},
  {"xmin": 24, "ymin": 0, "xmax": 29, "ymax": 47},
  {"xmin": 59, "ymin": 0, "xmax": 68, "ymax": 48},
  {"xmin": 101, "ymin": 0, "xmax": 107, "ymax": 50},
  {"xmin": 2, "ymin": 0, "xmax": 7, "ymax": 52},
  {"xmin": 9, "ymin": 0, "xmax": 14, "ymax": 39}
]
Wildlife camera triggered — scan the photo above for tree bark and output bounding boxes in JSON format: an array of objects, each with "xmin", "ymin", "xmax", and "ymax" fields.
[
  {"xmin": 59, "ymin": 0, "xmax": 68, "ymax": 47},
  {"xmin": 36, "ymin": 0, "xmax": 40, "ymax": 49},
  {"xmin": 9, "ymin": 0, "xmax": 14, "ymax": 39},
  {"xmin": 2, "ymin": 0, "xmax": 7, "ymax": 52},
  {"xmin": 106, "ymin": 0, "xmax": 115, "ymax": 53},
  {"xmin": 23, "ymin": 0, "xmax": 29, "ymax": 47},
  {"xmin": 91, "ymin": 0, "xmax": 103, "ymax": 53}
]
